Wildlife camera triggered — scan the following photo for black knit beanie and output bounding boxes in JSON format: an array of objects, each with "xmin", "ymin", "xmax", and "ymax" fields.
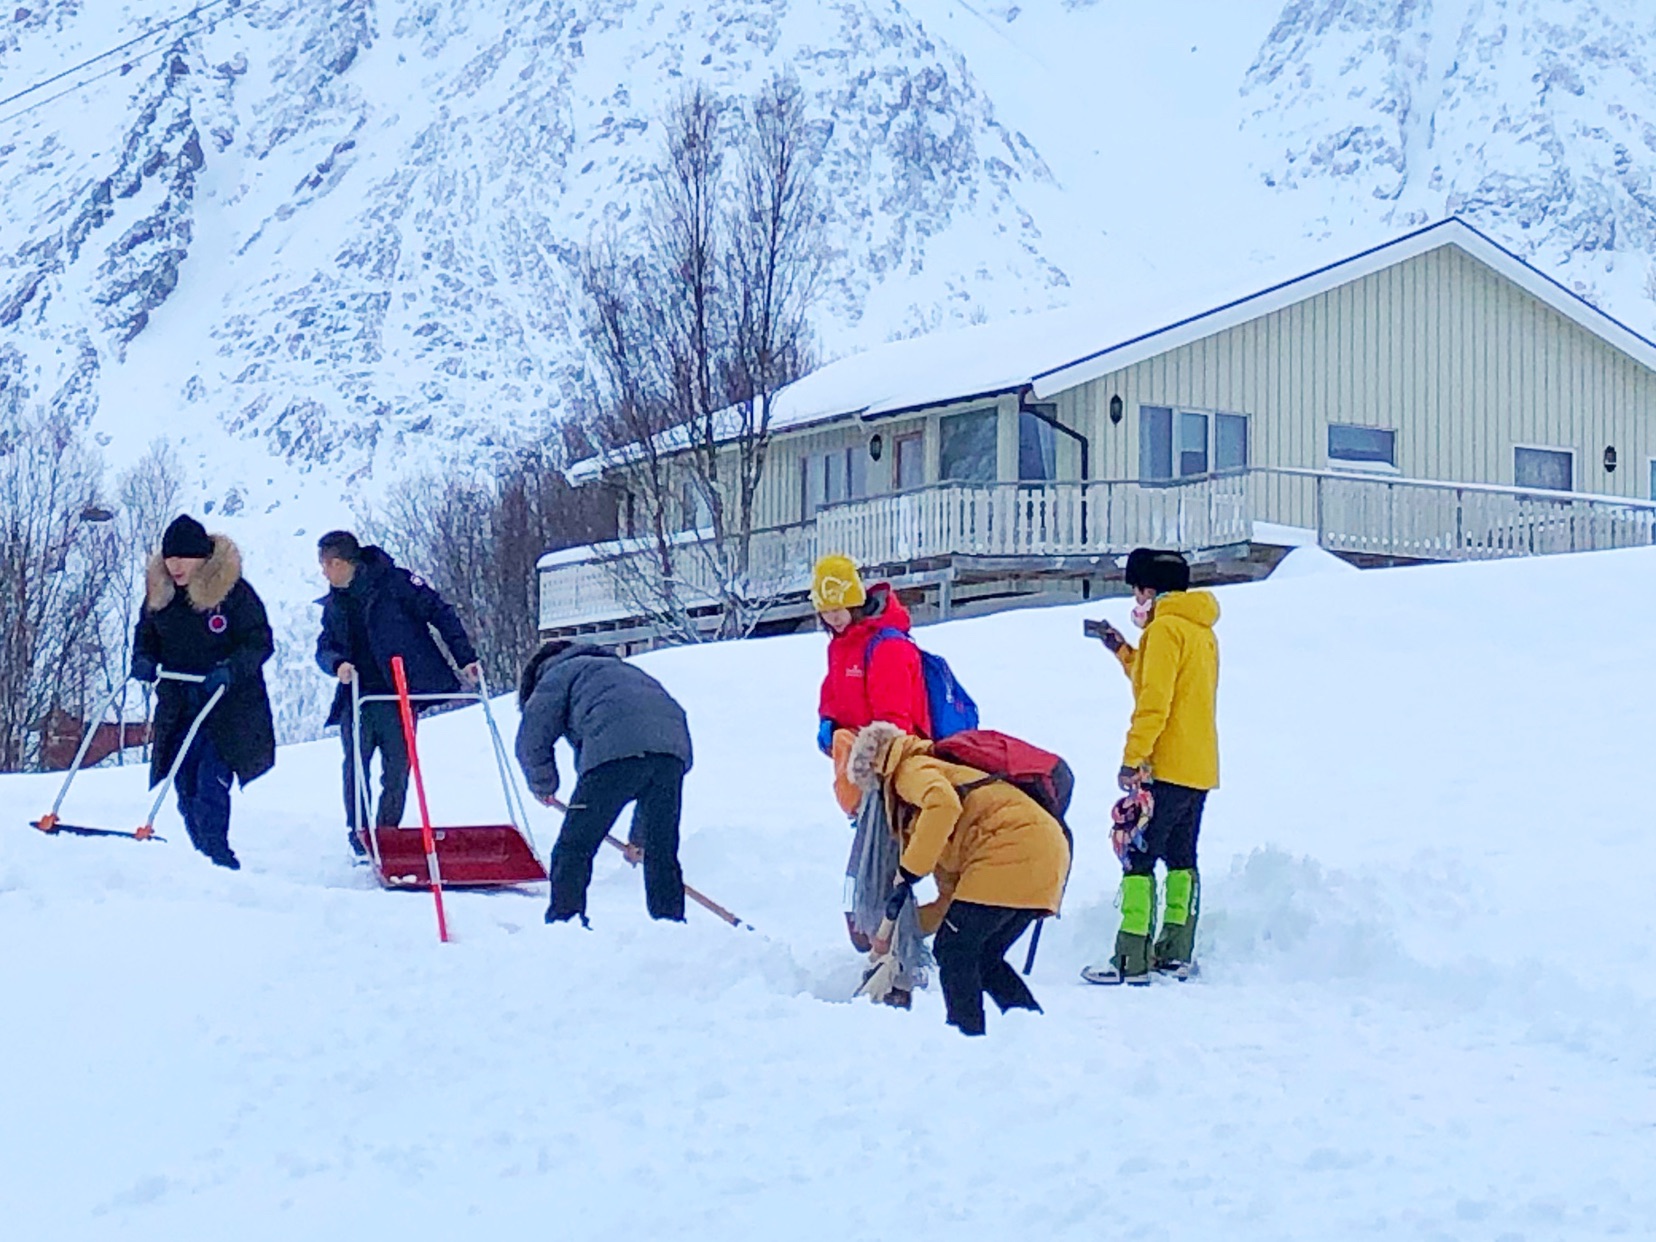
[
  {"xmin": 161, "ymin": 514, "xmax": 214, "ymax": 560},
  {"xmin": 1124, "ymin": 547, "xmax": 1190, "ymax": 593}
]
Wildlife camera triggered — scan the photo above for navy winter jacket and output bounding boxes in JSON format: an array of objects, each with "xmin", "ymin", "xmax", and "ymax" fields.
[
  {"xmin": 514, "ymin": 642, "xmax": 693, "ymax": 800},
  {"xmin": 315, "ymin": 547, "xmax": 479, "ymax": 726}
]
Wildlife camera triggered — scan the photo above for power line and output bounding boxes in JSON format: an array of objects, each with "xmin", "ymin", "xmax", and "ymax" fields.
[{"xmin": 0, "ymin": 0, "xmax": 265, "ymax": 127}]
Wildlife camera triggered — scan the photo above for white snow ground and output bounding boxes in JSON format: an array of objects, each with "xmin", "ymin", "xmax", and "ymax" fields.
[{"xmin": 4, "ymin": 550, "xmax": 1655, "ymax": 1240}]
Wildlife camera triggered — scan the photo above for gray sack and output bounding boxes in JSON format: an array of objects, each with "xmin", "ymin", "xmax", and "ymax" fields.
[{"xmin": 846, "ymin": 789, "xmax": 931, "ymax": 989}]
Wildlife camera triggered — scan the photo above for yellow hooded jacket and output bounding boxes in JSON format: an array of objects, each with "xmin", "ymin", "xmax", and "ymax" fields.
[
  {"xmin": 1115, "ymin": 590, "xmax": 1220, "ymax": 790},
  {"xmin": 878, "ymin": 734, "xmax": 1070, "ymax": 931}
]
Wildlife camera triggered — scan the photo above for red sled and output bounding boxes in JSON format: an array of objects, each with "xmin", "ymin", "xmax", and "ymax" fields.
[
  {"xmin": 364, "ymin": 823, "xmax": 546, "ymax": 888},
  {"xmin": 351, "ymin": 676, "xmax": 548, "ymax": 892}
]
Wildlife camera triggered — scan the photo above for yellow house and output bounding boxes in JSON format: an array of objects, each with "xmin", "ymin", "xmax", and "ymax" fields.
[{"xmin": 545, "ymin": 218, "xmax": 1656, "ymax": 641}]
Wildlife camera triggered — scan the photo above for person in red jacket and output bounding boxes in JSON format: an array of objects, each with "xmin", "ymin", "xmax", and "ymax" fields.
[
  {"xmin": 813, "ymin": 554, "xmax": 931, "ymax": 816},
  {"xmin": 812, "ymin": 554, "xmax": 932, "ymax": 961}
]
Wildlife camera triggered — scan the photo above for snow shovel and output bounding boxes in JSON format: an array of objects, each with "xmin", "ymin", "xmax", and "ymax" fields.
[
  {"xmin": 352, "ymin": 668, "xmax": 547, "ymax": 890},
  {"xmin": 30, "ymin": 668, "xmax": 217, "ymax": 843},
  {"xmin": 543, "ymin": 797, "xmax": 754, "ymax": 930}
]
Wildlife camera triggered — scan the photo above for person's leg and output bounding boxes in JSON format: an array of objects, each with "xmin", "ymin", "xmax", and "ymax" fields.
[
  {"xmin": 547, "ymin": 758, "xmax": 638, "ymax": 923},
  {"xmin": 173, "ymin": 737, "xmax": 210, "ymax": 857},
  {"xmin": 1153, "ymin": 786, "xmax": 1207, "ymax": 970},
  {"xmin": 181, "ymin": 734, "xmax": 237, "ymax": 868},
  {"xmin": 981, "ymin": 908, "xmax": 1042, "ymax": 1014},
  {"xmin": 631, "ymin": 756, "xmax": 686, "ymax": 921},
  {"xmin": 934, "ymin": 901, "xmax": 1004, "ymax": 1035},
  {"xmin": 340, "ymin": 707, "xmax": 370, "ymax": 855},
  {"xmin": 371, "ymin": 701, "xmax": 411, "ymax": 828}
]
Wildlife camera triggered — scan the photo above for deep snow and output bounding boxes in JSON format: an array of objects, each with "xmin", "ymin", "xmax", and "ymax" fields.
[{"xmin": 4, "ymin": 549, "xmax": 1656, "ymax": 1240}]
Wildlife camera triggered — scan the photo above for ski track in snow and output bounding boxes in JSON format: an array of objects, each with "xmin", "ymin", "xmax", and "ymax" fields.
[{"xmin": 4, "ymin": 551, "xmax": 1656, "ymax": 1239}]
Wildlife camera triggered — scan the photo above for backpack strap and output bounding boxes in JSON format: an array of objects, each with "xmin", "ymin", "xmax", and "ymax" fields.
[
  {"xmin": 952, "ymin": 774, "xmax": 1001, "ymax": 800},
  {"xmin": 863, "ymin": 626, "xmax": 911, "ymax": 667}
]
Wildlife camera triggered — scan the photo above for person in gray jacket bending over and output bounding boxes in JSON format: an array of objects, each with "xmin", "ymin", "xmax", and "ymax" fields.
[{"xmin": 516, "ymin": 640, "xmax": 694, "ymax": 925}]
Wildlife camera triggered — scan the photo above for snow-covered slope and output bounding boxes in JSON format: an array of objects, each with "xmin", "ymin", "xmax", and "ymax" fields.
[{"xmin": 4, "ymin": 551, "xmax": 1654, "ymax": 1239}]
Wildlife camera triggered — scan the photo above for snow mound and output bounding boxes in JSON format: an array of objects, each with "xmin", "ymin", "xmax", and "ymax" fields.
[{"xmin": 1267, "ymin": 544, "xmax": 1361, "ymax": 578}]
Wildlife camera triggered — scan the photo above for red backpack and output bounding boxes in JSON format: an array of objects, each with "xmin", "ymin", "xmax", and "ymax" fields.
[{"xmin": 932, "ymin": 729, "xmax": 1074, "ymax": 825}]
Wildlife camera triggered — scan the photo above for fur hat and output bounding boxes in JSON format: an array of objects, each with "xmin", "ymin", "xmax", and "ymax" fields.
[
  {"xmin": 1124, "ymin": 547, "xmax": 1190, "ymax": 594},
  {"xmin": 161, "ymin": 514, "xmax": 213, "ymax": 560},
  {"xmin": 811, "ymin": 553, "xmax": 866, "ymax": 612},
  {"xmin": 848, "ymin": 721, "xmax": 905, "ymax": 793}
]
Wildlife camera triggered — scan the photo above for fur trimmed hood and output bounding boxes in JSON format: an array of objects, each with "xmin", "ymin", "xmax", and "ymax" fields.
[
  {"xmin": 848, "ymin": 721, "xmax": 908, "ymax": 793},
  {"xmin": 146, "ymin": 535, "xmax": 243, "ymax": 612}
]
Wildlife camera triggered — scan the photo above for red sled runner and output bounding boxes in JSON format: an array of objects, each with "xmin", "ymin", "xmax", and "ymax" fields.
[{"xmin": 351, "ymin": 664, "xmax": 546, "ymax": 893}]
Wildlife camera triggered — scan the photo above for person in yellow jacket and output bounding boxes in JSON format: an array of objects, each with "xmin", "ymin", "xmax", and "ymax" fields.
[
  {"xmin": 849, "ymin": 720, "xmax": 1071, "ymax": 1035},
  {"xmin": 1082, "ymin": 548, "xmax": 1220, "ymax": 986}
]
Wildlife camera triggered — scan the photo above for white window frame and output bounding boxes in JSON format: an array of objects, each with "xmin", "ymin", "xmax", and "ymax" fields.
[
  {"xmin": 1139, "ymin": 404, "xmax": 1251, "ymax": 481},
  {"xmin": 1513, "ymin": 443, "xmax": 1576, "ymax": 493},
  {"xmin": 1326, "ymin": 423, "xmax": 1400, "ymax": 474}
]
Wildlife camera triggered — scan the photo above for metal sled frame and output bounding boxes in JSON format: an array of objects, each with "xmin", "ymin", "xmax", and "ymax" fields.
[
  {"xmin": 349, "ymin": 672, "xmax": 546, "ymax": 889},
  {"xmin": 33, "ymin": 668, "xmax": 223, "ymax": 842}
]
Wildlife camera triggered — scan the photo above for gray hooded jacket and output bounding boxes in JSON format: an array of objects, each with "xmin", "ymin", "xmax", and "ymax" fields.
[{"xmin": 514, "ymin": 642, "xmax": 693, "ymax": 799}]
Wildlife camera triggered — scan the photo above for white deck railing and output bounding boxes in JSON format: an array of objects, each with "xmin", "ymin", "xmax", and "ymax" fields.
[
  {"xmin": 539, "ymin": 469, "xmax": 1656, "ymax": 631},
  {"xmin": 1255, "ymin": 467, "xmax": 1656, "ymax": 561},
  {"xmin": 538, "ymin": 476, "xmax": 1249, "ymax": 630},
  {"xmin": 814, "ymin": 476, "xmax": 1250, "ymax": 566}
]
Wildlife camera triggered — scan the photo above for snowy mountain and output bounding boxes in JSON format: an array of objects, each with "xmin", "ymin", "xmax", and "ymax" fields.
[
  {"xmin": 8, "ymin": 0, "xmax": 1656, "ymax": 713},
  {"xmin": 2, "ymin": 0, "xmax": 1064, "ymax": 499},
  {"xmin": 1242, "ymin": 0, "xmax": 1656, "ymax": 309},
  {"xmin": 5, "ymin": 548, "xmax": 1655, "ymax": 1239}
]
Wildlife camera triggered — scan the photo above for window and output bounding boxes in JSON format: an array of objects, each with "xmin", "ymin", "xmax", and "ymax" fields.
[
  {"xmin": 1178, "ymin": 411, "xmax": 1209, "ymax": 477},
  {"xmin": 1139, "ymin": 406, "xmax": 1173, "ymax": 481},
  {"xmin": 894, "ymin": 431, "xmax": 924, "ymax": 491},
  {"xmin": 1018, "ymin": 408, "xmax": 1057, "ymax": 482},
  {"xmin": 939, "ymin": 407, "xmax": 998, "ymax": 483},
  {"xmin": 1650, "ymin": 458, "xmax": 1656, "ymax": 500},
  {"xmin": 800, "ymin": 445, "xmax": 870, "ymax": 519},
  {"xmin": 1328, "ymin": 424, "xmax": 1397, "ymax": 468},
  {"xmin": 1140, "ymin": 406, "xmax": 1248, "ymax": 480},
  {"xmin": 1515, "ymin": 446, "xmax": 1573, "ymax": 492},
  {"xmin": 1216, "ymin": 412, "xmax": 1249, "ymax": 472}
]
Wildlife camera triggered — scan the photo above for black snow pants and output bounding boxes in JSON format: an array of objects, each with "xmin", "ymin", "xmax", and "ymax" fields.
[
  {"xmin": 933, "ymin": 901, "xmax": 1043, "ymax": 1036},
  {"xmin": 549, "ymin": 754, "xmax": 686, "ymax": 923},
  {"xmin": 341, "ymin": 700, "xmax": 410, "ymax": 834},
  {"xmin": 1123, "ymin": 781, "xmax": 1206, "ymax": 876}
]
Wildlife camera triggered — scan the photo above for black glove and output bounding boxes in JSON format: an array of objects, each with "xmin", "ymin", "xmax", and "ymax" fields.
[
  {"xmin": 130, "ymin": 656, "xmax": 158, "ymax": 684},
  {"xmin": 884, "ymin": 868, "xmax": 920, "ymax": 922},
  {"xmin": 202, "ymin": 664, "xmax": 233, "ymax": 695},
  {"xmin": 1100, "ymin": 624, "xmax": 1125, "ymax": 653}
]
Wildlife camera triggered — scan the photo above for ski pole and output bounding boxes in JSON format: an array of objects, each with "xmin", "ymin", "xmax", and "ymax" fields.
[
  {"xmin": 391, "ymin": 656, "xmax": 449, "ymax": 943},
  {"xmin": 543, "ymin": 797, "xmax": 753, "ymax": 930}
]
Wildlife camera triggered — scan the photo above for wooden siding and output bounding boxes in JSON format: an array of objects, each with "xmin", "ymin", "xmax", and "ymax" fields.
[{"xmin": 1062, "ymin": 244, "xmax": 1656, "ymax": 525}]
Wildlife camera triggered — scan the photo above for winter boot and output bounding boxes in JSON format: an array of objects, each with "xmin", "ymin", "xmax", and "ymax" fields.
[
  {"xmin": 1153, "ymin": 868, "xmax": 1199, "ymax": 975},
  {"xmin": 1081, "ymin": 874, "xmax": 1155, "ymax": 985}
]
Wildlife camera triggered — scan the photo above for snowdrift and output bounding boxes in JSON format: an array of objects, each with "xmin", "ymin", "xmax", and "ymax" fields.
[{"xmin": 3, "ymin": 549, "xmax": 1655, "ymax": 1240}]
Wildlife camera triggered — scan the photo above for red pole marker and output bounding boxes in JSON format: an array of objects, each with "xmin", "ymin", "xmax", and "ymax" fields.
[{"xmin": 391, "ymin": 655, "xmax": 449, "ymax": 943}]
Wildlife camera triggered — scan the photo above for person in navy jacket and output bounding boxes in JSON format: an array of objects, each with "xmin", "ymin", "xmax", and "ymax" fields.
[{"xmin": 314, "ymin": 530, "xmax": 480, "ymax": 857}]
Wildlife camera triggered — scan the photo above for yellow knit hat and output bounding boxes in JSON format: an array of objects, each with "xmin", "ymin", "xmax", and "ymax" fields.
[{"xmin": 811, "ymin": 553, "xmax": 866, "ymax": 612}]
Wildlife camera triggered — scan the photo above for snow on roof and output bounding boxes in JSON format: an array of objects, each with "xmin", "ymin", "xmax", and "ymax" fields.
[{"xmin": 570, "ymin": 218, "xmax": 1656, "ymax": 483}]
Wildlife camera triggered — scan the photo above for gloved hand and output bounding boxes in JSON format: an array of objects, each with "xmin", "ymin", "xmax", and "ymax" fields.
[
  {"xmin": 883, "ymin": 876, "xmax": 915, "ymax": 924},
  {"xmin": 1097, "ymin": 622, "xmax": 1126, "ymax": 653},
  {"xmin": 816, "ymin": 718, "xmax": 836, "ymax": 755},
  {"xmin": 859, "ymin": 947, "xmax": 901, "ymax": 1003},
  {"xmin": 202, "ymin": 664, "xmax": 233, "ymax": 695},
  {"xmin": 130, "ymin": 656, "xmax": 158, "ymax": 684},
  {"xmin": 1117, "ymin": 764, "xmax": 1143, "ymax": 792}
]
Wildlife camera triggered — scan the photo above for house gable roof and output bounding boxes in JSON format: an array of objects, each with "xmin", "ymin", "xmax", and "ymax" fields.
[
  {"xmin": 1031, "ymin": 217, "xmax": 1656, "ymax": 396},
  {"xmin": 569, "ymin": 218, "xmax": 1656, "ymax": 482}
]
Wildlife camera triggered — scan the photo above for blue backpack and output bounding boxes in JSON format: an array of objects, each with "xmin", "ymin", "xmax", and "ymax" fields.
[{"xmin": 866, "ymin": 628, "xmax": 980, "ymax": 740}]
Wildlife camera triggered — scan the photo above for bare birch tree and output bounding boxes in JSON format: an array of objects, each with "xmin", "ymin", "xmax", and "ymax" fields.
[
  {"xmin": 0, "ymin": 412, "xmax": 120, "ymax": 771},
  {"xmin": 580, "ymin": 74, "xmax": 827, "ymax": 642}
]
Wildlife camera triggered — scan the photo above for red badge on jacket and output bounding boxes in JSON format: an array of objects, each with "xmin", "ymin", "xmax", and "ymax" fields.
[{"xmin": 208, "ymin": 614, "xmax": 228, "ymax": 635}]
